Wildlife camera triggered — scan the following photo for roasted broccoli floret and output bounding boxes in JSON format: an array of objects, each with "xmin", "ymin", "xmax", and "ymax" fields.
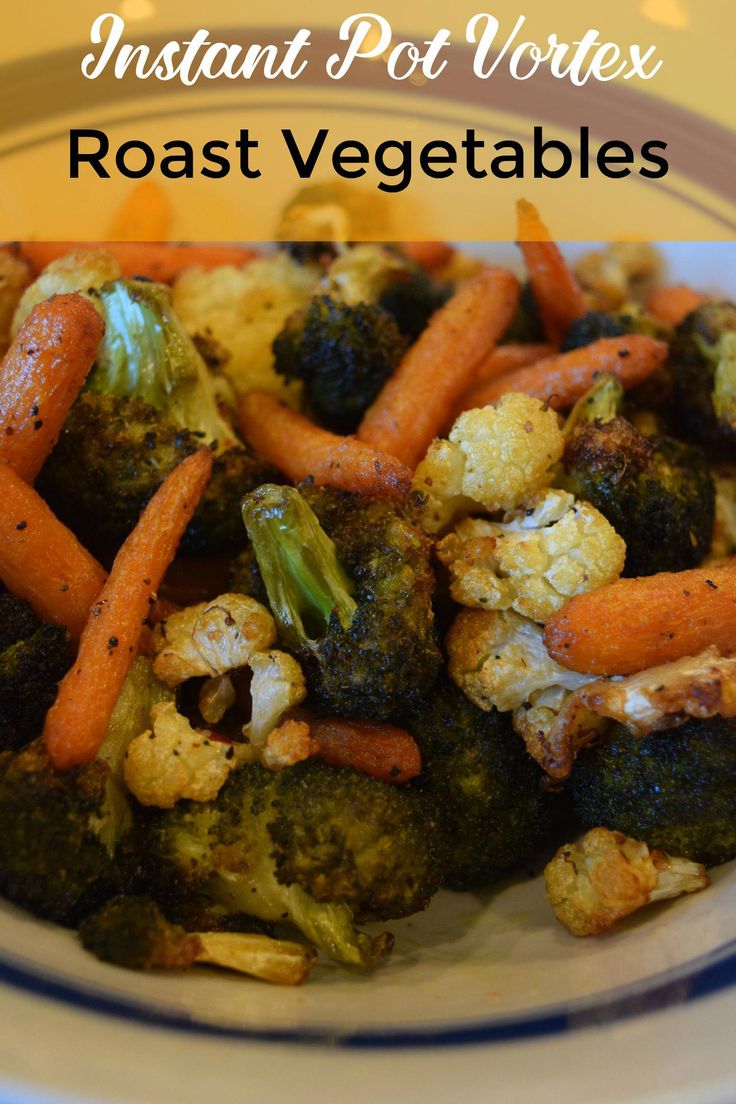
[
  {"xmin": 408, "ymin": 680, "xmax": 553, "ymax": 891},
  {"xmin": 241, "ymin": 484, "xmax": 441, "ymax": 722},
  {"xmin": 502, "ymin": 281, "xmax": 545, "ymax": 343},
  {"xmin": 40, "ymin": 279, "xmax": 276, "ymax": 553},
  {"xmin": 561, "ymin": 307, "xmax": 668, "ymax": 352},
  {"xmin": 0, "ymin": 657, "xmax": 171, "ymax": 924},
  {"xmin": 0, "ymin": 592, "xmax": 71, "ymax": 752},
  {"xmin": 0, "ymin": 739, "xmax": 133, "ymax": 924},
  {"xmin": 273, "ymin": 295, "xmax": 405, "ymax": 433},
  {"xmin": 147, "ymin": 761, "xmax": 425, "ymax": 966},
  {"xmin": 561, "ymin": 380, "xmax": 714, "ymax": 576},
  {"xmin": 669, "ymin": 301, "xmax": 736, "ymax": 451},
  {"xmin": 571, "ymin": 717, "xmax": 736, "ymax": 867},
  {"xmin": 377, "ymin": 262, "xmax": 450, "ymax": 341},
  {"xmin": 79, "ymin": 895, "xmax": 317, "ymax": 982}
]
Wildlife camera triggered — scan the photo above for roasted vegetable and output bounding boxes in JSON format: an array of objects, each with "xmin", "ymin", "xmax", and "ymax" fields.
[
  {"xmin": 408, "ymin": 679, "xmax": 553, "ymax": 891},
  {"xmin": 669, "ymin": 301, "xmax": 736, "ymax": 451},
  {"xmin": 571, "ymin": 718, "xmax": 736, "ymax": 867},
  {"xmin": 242, "ymin": 484, "xmax": 441, "ymax": 722},
  {"xmin": 147, "ymin": 759, "xmax": 443, "ymax": 965},
  {"xmin": 0, "ymin": 592, "xmax": 71, "ymax": 753},
  {"xmin": 41, "ymin": 279, "xmax": 275, "ymax": 553}
]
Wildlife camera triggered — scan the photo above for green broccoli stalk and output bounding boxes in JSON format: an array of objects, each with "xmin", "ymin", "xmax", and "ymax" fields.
[
  {"xmin": 0, "ymin": 593, "xmax": 72, "ymax": 753},
  {"xmin": 408, "ymin": 680, "xmax": 554, "ymax": 891},
  {"xmin": 90, "ymin": 279, "xmax": 236, "ymax": 451},
  {"xmin": 559, "ymin": 379, "xmax": 715, "ymax": 576},
  {"xmin": 242, "ymin": 484, "xmax": 441, "ymax": 722},
  {"xmin": 670, "ymin": 301, "xmax": 736, "ymax": 451},
  {"xmin": 571, "ymin": 717, "xmax": 736, "ymax": 867},
  {"xmin": 40, "ymin": 279, "xmax": 277, "ymax": 554},
  {"xmin": 273, "ymin": 295, "xmax": 406, "ymax": 433},
  {"xmin": 148, "ymin": 762, "xmax": 396, "ymax": 967}
]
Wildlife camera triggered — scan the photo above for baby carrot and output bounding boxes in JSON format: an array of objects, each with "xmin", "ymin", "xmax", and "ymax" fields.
[
  {"xmin": 19, "ymin": 242, "xmax": 258, "ymax": 283},
  {"xmin": 544, "ymin": 559, "xmax": 736, "ymax": 676},
  {"xmin": 44, "ymin": 450, "xmax": 213, "ymax": 771},
  {"xmin": 0, "ymin": 461, "xmax": 106, "ymax": 637},
  {"xmin": 309, "ymin": 717, "xmax": 422, "ymax": 783},
  {"xmin": 238, "ymin": 391, "xmax": 413, "ymax": 499},
  {"xmin": 107, "ymin": 182, "xmax": 173, "ymax": 242},
  {"xmin": 464, "ymin": 335, "xmax": 668, "ymax": 412},
  {"xmin": 0, "ymin": 293, "xmax": 104, "ymax": 482},
  {"xmin": 398, "ymin": 242, "xmax": 454, "ymax": 272},
  {"xmin": 357, "ymin": 268, "xmax": 520, "ymax": 468},
  {"xmin": 646, "ymin": 284, "xmax": 707, "ymax": 327},
  {"xmin": 516, "ymin": 199, "xmax": 586, "ymax": 344}
]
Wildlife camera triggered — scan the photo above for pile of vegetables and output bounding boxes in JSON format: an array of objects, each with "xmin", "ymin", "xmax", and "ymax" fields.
[{"xmin": 0, "ymin": 199, "xmax": 734, "ymax": 985}]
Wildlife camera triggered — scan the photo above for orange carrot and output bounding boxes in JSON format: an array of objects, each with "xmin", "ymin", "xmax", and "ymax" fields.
[
  {"xmin": 357, "ymin": 268, "xmax": 520, "ymax": 467},
  {"xmin": 398, "ymin": 241, "xmax": 454, "ymax": 272},
  {"xmin": 108, "ymin": 181, "xmax": 173, "ymax": 242},
  {"xmin": 309, "ymin": 717, "xmax": 421, "ymax": 783},
  {"xmin": 238, "ymin": 391, "xmax": 412, "ymax": 499},
  {"xmin": 0, "ymin": 294, "xmax": 104, "ymax": 482},
  {"xmin": 646, "ymin": 284, "xmax": 707, "ymax": 327},
  {"xmin": 516, "ymin": 199, "xmax": 586, "ymax": 344},
  {"xmin": 463, "ymin": 335, "xmax": 668, "ymax": 412},
  {"xmin": 544, "ymin": 559, "xmax": 736, "ymax": 676},
  {"xmin": 0, "ymin": 461, "xmax": 106, "ymax": 637},
  {"xmin": 472, "ymin": 342, "xmax": 555, "ymax": 386},
  {"xmin": 19, "ymin": 242, "xmax": 258, "ymax": 283},
  {"xmin": 44, "ymin": 450, "xmax": 213, "ymax": 771}
]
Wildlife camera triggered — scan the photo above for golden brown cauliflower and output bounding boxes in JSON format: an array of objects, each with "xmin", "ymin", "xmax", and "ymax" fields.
[
  {"xmin": 412, "ymin": 394, "xmax": 564, "ymax": 534},
  {"xmin": 261, "ymin": 719, "xmax": 318, "ymax": 772},
  {"xmin": 123, "ymin": 702, "xmax": 248, "ymax": 808},
  {"xmin": 513, "ymin": 687, "xmax": 608, "ymax": 781},
  {"xmin": 575, "ymin": 243, "xmax": 663, "ymax": 310},
  {"xmin": 437, "ymin": 488, "xmax": 625, "ymax": 622},
  {"xmin": 545, "ymin": 827, "xmax": 708, "ymax": 937},
  {"xmin": 152, "ymin": 594, "xmax": 276, "ymax": 688},
  {"xmin": 243, "ymin": 650, "xmax": 308, "ymax": 757},
  {"xmin": 446, "ymin": 607, "xmax": 593, "ymax": 714},
  {"xmin": 577, "ymin": 647, "xmax": 736, "ymax": 736}
]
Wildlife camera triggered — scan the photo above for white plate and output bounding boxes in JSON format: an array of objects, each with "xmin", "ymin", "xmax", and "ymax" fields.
[{"xmin": 0, "ymin": 242, "xmax": 735, "ymax": 1104}]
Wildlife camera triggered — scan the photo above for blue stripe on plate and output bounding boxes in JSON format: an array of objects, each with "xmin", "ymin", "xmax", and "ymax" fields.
[{"xmin": 0, "ymin": 935, "xmax": 735, "ymax": 1048}]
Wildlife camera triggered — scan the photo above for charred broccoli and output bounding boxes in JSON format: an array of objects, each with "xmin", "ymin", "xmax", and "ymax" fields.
[
  {"xmin": 408, "ymin": 680, "xmax": 553, "ymax": 891},
  {"xmin": 377, "ymin": 262, "xmax": 450, "ymax": 341},
  {"xmin": 502, "ymin": 282, "xmax": 545, "ymax": 343},
  {"xmin": 571, "ymin": 718, "xmax": 736, "ymax": 868},
  {"xmin": 273, "ymin": 295, "xmax": 405, "ymax": 433},
  {"xmin": 0, "ymin": 592, "xmax": 71, "ymax": 752},
  {"xmin": 0, "ymin": 657, "xmax": 171, "ymax": 925},
  {"xmin": 147, "ymin": 760, "xmax": 438, "ymax": 965},
  {"xmin": 40, "ymin": 278, "xmax": 275, "ymax": 553},
  {"xmin": 669, "ymin": 301, "xmax": 736, "ymax": 451},
  {"xmin": 0, "ymin": 739, "xmax": 132, "ymax": 924},
  {"xmin": 561, "ymin": 379, "xmax": 714, "ymax": 576},
  {"xmin": 241, "ymin": 484, "xmax": 441, "ymax": 722},
  {"xmin": 561, "ymin": 306, "xmax": 668, "ymax": 352}
]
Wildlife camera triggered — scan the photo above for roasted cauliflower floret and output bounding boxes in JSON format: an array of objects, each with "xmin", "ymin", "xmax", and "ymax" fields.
[
  {"xmin": 544, "ymin": 827, "xmax": 708, "ymax": 937},
  {"xmin": 577, "ymin": 647, "xmax": 736, "ymax": 735},
  {"xmin": 446, "ymin": 607, "xmax": 593, "ymax": 714},
  {"xmin": 513, "ymin": 687, "xmax": 608, "ymax": 781},
  {"xmin": 437, "ymin": 488, "xmax": 625, "ymax": 622},
  {"xmin": 575, "ymin": 243, "xmax": 663, "ymax": 311},
  {"xmin": 123, "ymin": 702, "xmax": 248, "ymax": 808},
  {"xmin": 11, "ymin": 248, "xmax": 122, "ymax": 334},
  {"xmin": 261, "ymin": 719, "xmax": 318, "ymax": 772},
  {"xmin": 413, "ymin": 394, "xmax": 564, "ymax": 533},
  {"xmin": 244, "ymin": 650, "xmax": 308, "ymax": 755},
  {"xmin": 171, "ymin": 254, "xmax": 315, "ymax": 404},
  {"xmin": 152, "ymin": 595, "xmax": 276, "ymax": 688}
]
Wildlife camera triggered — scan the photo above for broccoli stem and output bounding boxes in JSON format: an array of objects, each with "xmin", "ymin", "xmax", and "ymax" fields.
[
  {"xmin": 242, "ymin": 485, "xmax": 357, "ymax": 649},
  {"xmin": 91, "ymin": 279, "xmax": 236, "ymax": 450},
  {"xmin": 563, "ymin": 374, "xmax": 624, "ymax": 438}
]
